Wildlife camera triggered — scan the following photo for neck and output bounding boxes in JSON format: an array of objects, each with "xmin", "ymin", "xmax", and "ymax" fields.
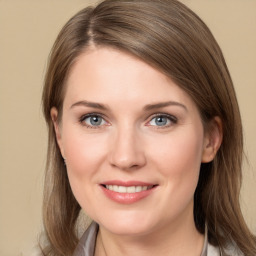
[{"xmin": 94, "ymin": 213, "xmax": 204, "ymax": 256}]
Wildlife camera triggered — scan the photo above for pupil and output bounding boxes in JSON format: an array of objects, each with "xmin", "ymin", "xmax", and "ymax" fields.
[
  {"xmin": 156, "ymin": 117, "xmax": 167, "ymax": 126},
  {"xmin": 91, "ymin": 116, "xmax": 101, "ymax": 125}
]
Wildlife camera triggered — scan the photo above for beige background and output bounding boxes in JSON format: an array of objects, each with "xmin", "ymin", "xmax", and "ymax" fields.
[{"xmin": 0, "ymin": 0, "xmax": 255, "ymax": 255}]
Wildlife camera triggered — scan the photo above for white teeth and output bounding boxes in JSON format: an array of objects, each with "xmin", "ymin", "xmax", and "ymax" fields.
[
  {"xmin": 135, "ymin": 186, "xmax": 142, "ymax": 192},
  {"xmin": 119, "ymin": 186, "xmax": 127, "ymax": 193},
  {"xmin": 127, "ymin": 186, "xmax": 135, "ymax": 193},
  {"xmin": 105, "ymin": 185, "xmax": 153, "ymax": 193}
]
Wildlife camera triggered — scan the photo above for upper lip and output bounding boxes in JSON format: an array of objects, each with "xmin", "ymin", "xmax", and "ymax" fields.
[{"xmin": 101, "ymin": 180, "xmax": 157, "ymax": 186}]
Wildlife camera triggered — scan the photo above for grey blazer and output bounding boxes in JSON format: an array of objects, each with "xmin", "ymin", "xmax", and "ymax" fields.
[{"xmin": 72, "ymin": 222, "xmax": 242, "ymax": 256}]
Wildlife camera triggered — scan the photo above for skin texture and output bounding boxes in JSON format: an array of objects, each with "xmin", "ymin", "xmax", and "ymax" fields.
[{"xmin": 51, "ymin": 47, "xmax": 222, "ymax": 256}]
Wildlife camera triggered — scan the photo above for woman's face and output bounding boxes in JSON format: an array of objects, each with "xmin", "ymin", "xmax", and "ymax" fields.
[{"xmin": 52, "ymin": 47, "xmax": 218, "ymax": 236}]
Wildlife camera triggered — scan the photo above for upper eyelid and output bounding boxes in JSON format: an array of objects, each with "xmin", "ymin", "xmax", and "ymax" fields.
[
  {"xmin": 146, "ymin": 113, "xmax": 177, "ymax": 122},
  {"xmin": 80, "ymin": 112, "xmax": 107, "ymax": 120}
]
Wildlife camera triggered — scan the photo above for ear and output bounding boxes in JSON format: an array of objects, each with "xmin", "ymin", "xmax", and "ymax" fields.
[
  {"xmin": 50, "ymin": 107, "xmax": 65, "ymax": 159},
  {"xmin": 201, "ymin": 116, "xmax": 223, "ymax": 163}
]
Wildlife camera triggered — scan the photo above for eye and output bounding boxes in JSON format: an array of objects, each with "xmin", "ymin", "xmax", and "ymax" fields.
[
  {"xmin": 80, "ymin": 114, "xmax": 107, "ymax": 128},
  {"xmin": 147, "ymin": 114, "xmax": 177, "ymax": 127}
]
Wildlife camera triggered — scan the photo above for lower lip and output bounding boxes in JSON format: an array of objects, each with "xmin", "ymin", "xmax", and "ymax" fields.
[{"xmin": 101, "ymin": 186, "xmax": 157, "ymax": 204}]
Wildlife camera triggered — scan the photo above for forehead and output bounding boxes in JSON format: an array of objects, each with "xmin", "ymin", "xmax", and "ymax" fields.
[{"xmin": 64, "ymin": 47, "xmax": 196, "ymax": 111}]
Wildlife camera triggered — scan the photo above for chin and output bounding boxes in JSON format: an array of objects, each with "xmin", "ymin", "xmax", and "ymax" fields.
[
  {"xmin": 96, "ymin": 210, "xmax": 161, "ymax": 236},
  {"xmin": 104, "ymin": 222, "xmax": 154, "ymax": 237}
]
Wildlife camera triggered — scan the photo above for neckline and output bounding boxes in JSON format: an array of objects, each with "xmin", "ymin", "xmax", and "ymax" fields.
[{"xmin": 74, "ymin": 222, "xmax": 211, "ymax": 256}]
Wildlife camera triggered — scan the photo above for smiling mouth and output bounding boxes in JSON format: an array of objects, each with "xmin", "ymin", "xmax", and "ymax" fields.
[
  {"xmin": 102, "ymin": 185, "xmax": 155, "ymax": 193},
  {"xmin": 100, "ymin": 183, "xmax": 158, "ymax": 204}
]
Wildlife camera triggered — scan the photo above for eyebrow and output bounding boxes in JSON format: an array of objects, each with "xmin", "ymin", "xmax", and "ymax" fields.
[
  {"xmin": 70, "ymin": 100, "xmax": 187, "ymax": 112},
  {"xmin": 70, "ymin": 100, "xmax": 108, "ymax": 110},
  {"xmin": 143, "ymin": 101, "xmax": 187, "ymax": 112}
]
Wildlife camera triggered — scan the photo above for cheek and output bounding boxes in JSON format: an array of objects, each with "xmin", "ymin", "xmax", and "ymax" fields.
[
  {"xmin": 61, "ymin": 128, "xmax": 109, "ymax": 213},
  {"xmin": 149, "ymin": 127, "xmax": 204, "ymax": 186},
  {"xmin": 146, "ymin": 127, "xmax": 204, "ymax": 220},
  {"xmin": 62, "ymin": 128, "xmax": 107, "ymax": 176}
]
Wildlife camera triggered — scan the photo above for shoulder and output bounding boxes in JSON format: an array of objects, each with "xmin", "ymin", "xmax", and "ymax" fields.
[
  {"xmin": 207, "ymin": 242, "xmax": 243, "ymax": 256},
  {"xmin": 207, "ymin": 243, "xmax": 221, "ymax": 256},
  {"xmin": 223, "ymin": 242, "xmax": 244, "ymax": 256},
  {"xmin": 73, "ymin": 222, "xmax": 98, "ymax": 256}
]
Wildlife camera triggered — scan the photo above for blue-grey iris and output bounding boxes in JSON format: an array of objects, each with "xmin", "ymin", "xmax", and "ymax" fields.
[
  {"xmin": 90, "ymin": 116, "xmax": 102, "ymax": 126},
  {"xmin": 155, "ymin": 116, "xmax": 168, "ymax": 126}
]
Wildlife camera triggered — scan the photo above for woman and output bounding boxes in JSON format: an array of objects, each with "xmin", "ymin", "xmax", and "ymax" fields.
[{"xmin": 41, "ymin": 0, "xmax": 256, "ymax": 255}]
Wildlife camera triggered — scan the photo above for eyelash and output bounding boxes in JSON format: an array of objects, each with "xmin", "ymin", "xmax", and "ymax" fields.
[
  {"xmin": 146, "ymin": 113, "xmax": 178, "ymax": 129},
  {"xmin": 79, "ymin": 113, "xmax": 178, "ymax": 129},
  {"xmin": 79, "ymin": 113, "xmax": 108, "ymax": 129}
]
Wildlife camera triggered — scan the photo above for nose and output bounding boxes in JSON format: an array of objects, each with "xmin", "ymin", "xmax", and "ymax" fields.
[{"xmin": 108, "ymin": 126, "xmax": 146, "ymax": 171}]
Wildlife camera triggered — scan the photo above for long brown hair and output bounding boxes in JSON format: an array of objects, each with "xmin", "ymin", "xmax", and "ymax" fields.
[{"xmin": 42, "ymin": 0, "xmax": 256, "ymax": 255}]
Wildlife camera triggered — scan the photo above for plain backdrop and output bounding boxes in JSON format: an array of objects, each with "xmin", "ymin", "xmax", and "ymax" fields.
[{"xmin": 0, "ymin": 0, "xmax": 255, "ymax": 255}]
